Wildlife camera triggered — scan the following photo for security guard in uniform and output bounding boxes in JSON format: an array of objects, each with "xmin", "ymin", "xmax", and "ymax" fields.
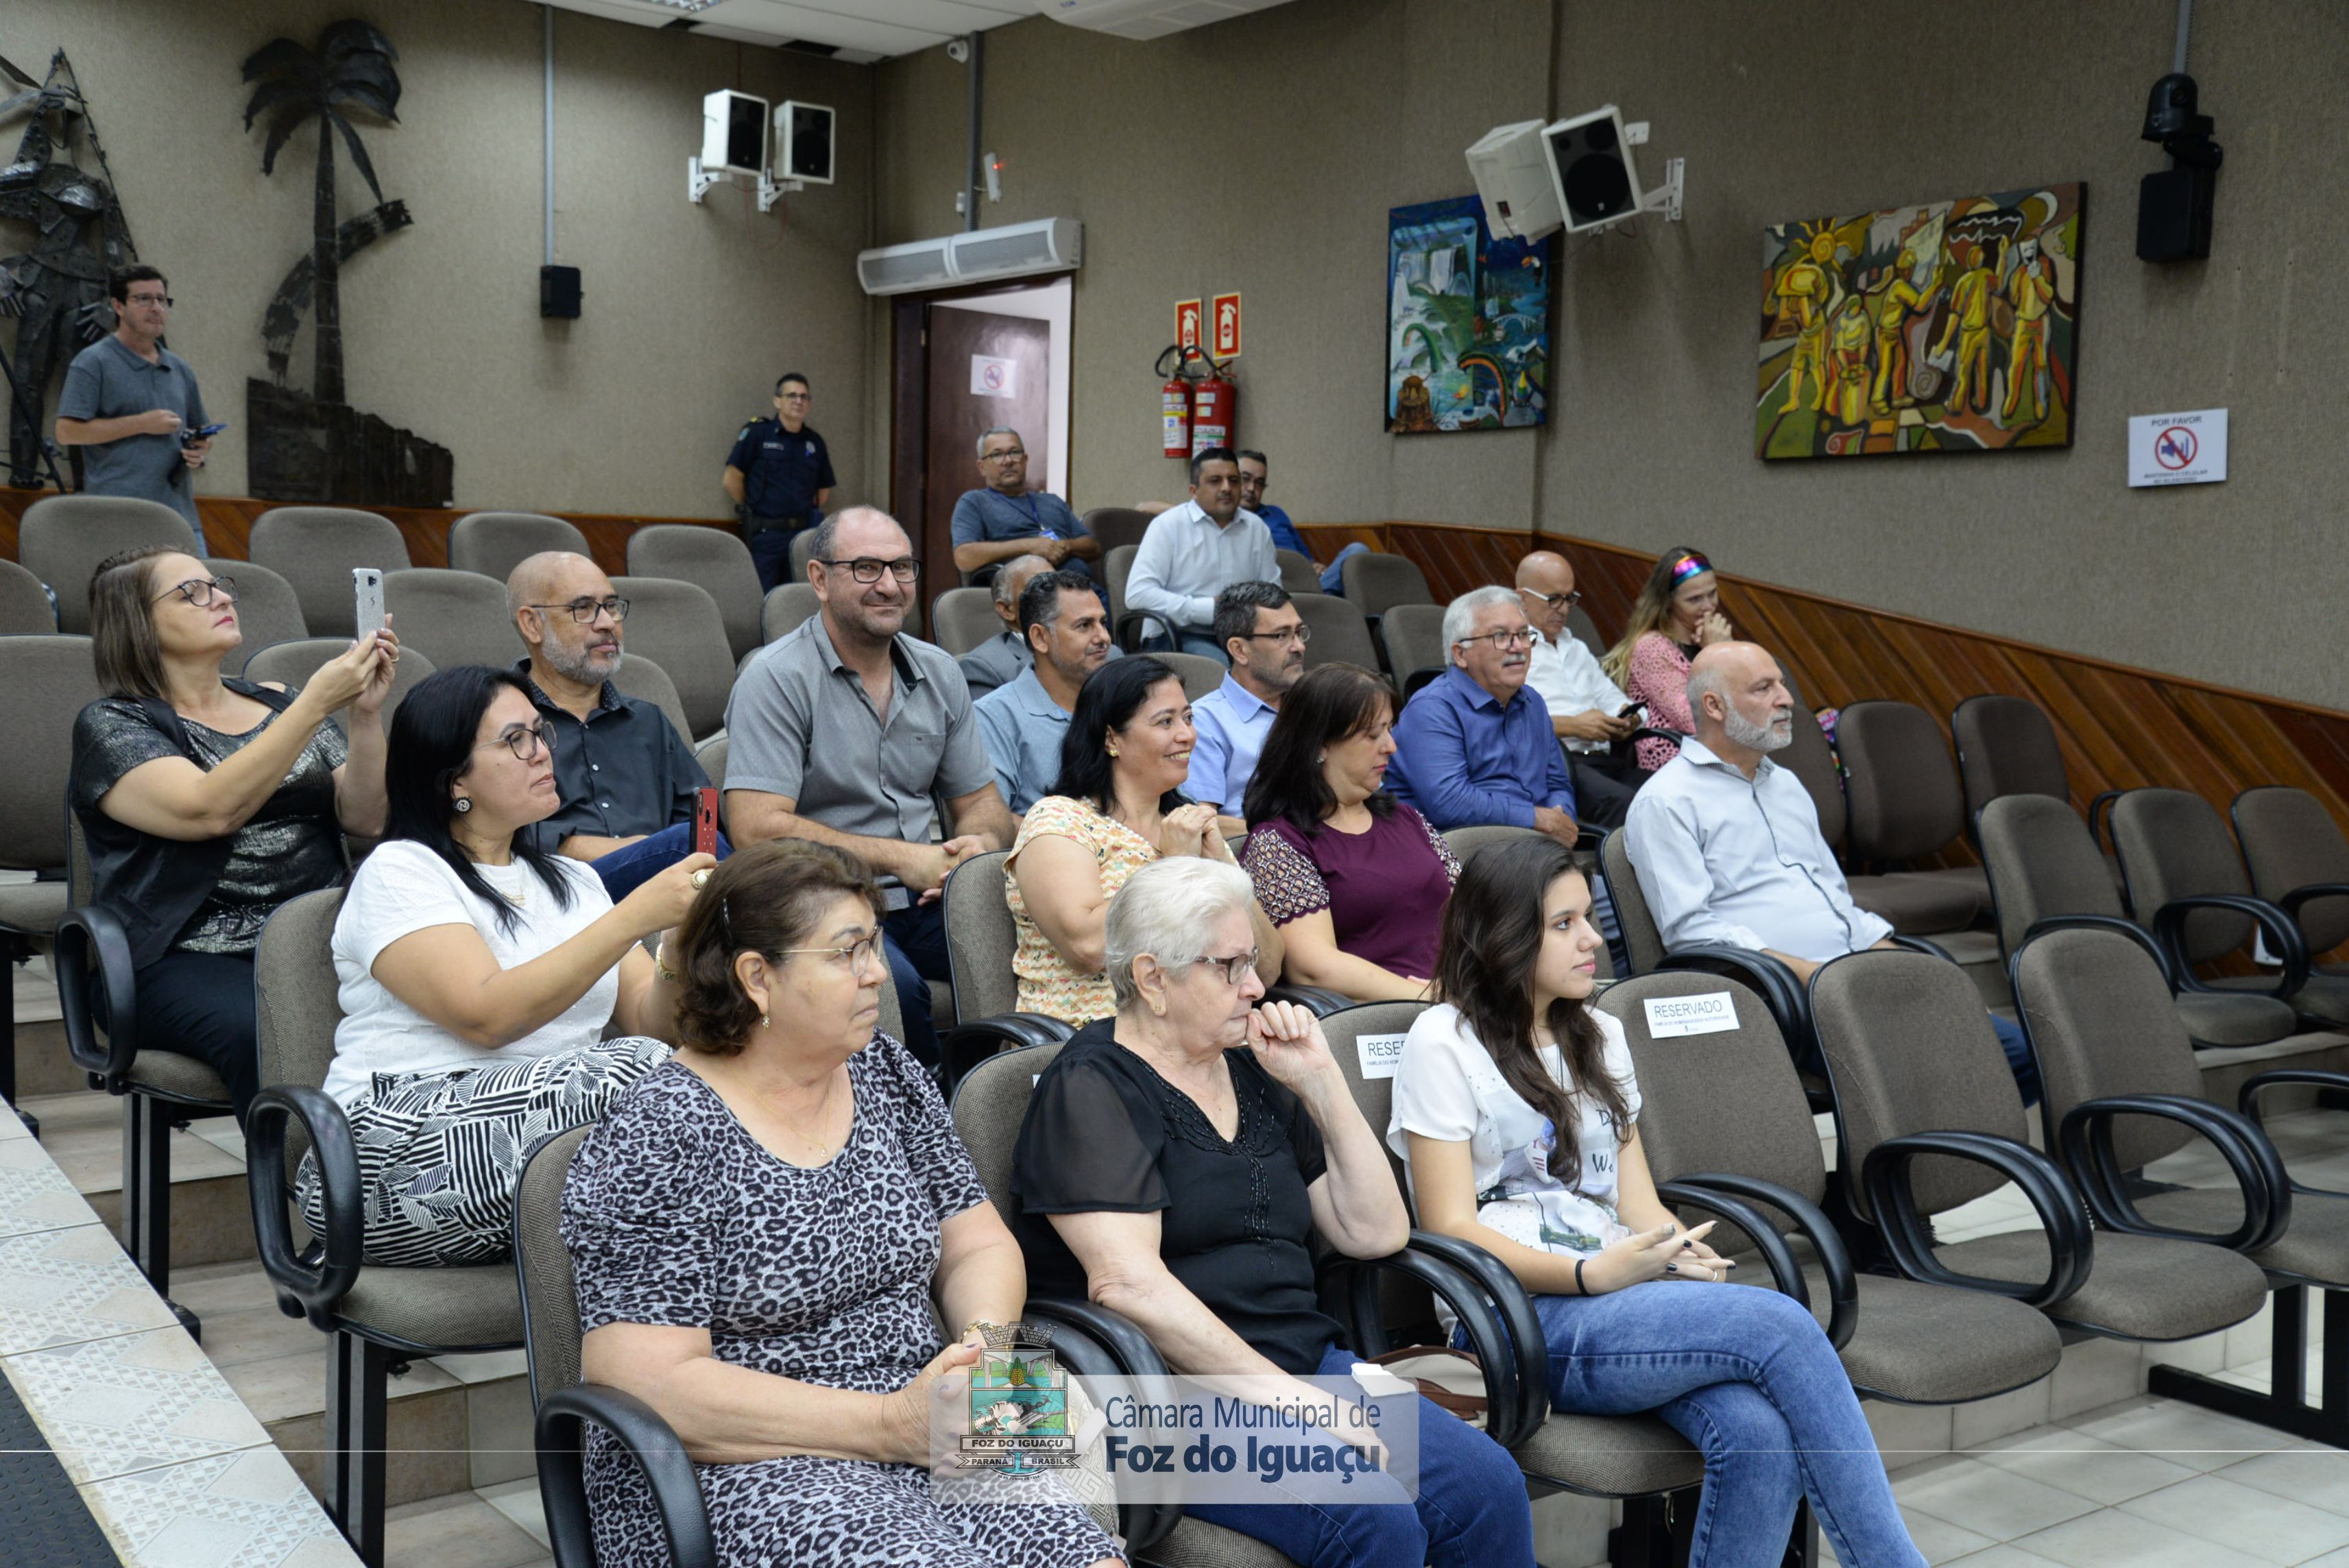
[{"xmin": 723, "ymin": 371, "xmax": 835, "ymax": 590}]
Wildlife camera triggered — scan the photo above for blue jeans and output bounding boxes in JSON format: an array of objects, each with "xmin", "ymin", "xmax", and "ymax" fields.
[
  {"xmin": 1989, "ymin": 1012, "xmax": 2040, "ymax": 1106},
  {"xmin": 1537, "ymin": 1282, "xmax": 1922, "ymax": 1568},
  {"xmin": 1319, "ymin": 541, "xmax": 1369, "ymax": 594},
  {"xmin": 882, "ymin": 901, "xmax": 948, "ymax": 1069},
  {"xmin": 1185, "ymin": 1341, "xmax": 1534, "ymax": 1568},
  {"xmin": 588, "ymin": 822, "xmax": 732, "ymax": 901}
]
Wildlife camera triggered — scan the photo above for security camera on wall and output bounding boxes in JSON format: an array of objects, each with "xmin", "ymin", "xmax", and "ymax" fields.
[{"xmin": 774, "ymin": 100, "xmax": 835, "ymax": 185}]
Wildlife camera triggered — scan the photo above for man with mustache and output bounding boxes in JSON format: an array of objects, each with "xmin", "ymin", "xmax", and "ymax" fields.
[
  {"xmin": 1385, "ymin": 586, "xmax": 1578, "ymax": 849},
  {"xmin": 1185, "ymin": 582, "xmax": 1305, "ymax": 820},
  {"xmin": 1624, "ymin": 642, "xmax": 2037, "ymax": 1098},
  {"xmin": 974, "ymin": 568, "xmax": 1114, "ymax": 820},
  {"xmin": 508, "ymin": 551, "xmax": 717, "ymax": 900}
]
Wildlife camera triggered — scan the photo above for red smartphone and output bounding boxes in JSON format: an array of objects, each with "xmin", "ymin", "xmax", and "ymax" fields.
[{"xmin": 694, "ymin": 786, "xmax": 720, "ymax": 857}]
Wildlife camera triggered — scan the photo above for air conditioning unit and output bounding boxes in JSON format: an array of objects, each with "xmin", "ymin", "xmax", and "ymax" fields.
[
  {"xmin": 1036, "ymin": 0, "xmax": 1297, "ymax": 41},
  {"xmin": 858, "ymin": 217, "xmax": 1083, "ymax": 297}
]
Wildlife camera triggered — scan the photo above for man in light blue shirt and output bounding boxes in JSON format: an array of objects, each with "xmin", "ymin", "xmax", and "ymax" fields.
[
  {"xmin": 1186, "ymin": 583, "xmax": 1305, "ymax": 817},
  {"xmin": 1386, "ymin": 586, "xmax": 1577, "ymax": 842},
  {"xmin": 1124, "ymin": 447, "xmax": 1277, "ymax": 660},
  {"xmin": 974, "ymin": 568, "xmax": 1113, "ymax": 818}
]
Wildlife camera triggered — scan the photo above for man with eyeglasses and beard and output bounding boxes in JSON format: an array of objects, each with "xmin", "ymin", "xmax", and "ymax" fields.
[
  {"xmin": 507, "ymin": 552, "xmax": 718, "ymax": 900},
  {"xmin": 56, "ymin": 266, "xmax": 215, "ymax": 548},
  {"xmin": 724, "ymin": 507, "xmax": 1017, "ymax": 1068}
]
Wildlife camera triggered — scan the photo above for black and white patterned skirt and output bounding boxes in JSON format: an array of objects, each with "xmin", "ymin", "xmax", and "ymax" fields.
[{"xmin": 298, "ymin": 1037, "xmax": 671, "ymax": 1268}]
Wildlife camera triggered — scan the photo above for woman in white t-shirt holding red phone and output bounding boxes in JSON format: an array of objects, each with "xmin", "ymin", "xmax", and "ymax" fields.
[{"xmin": 1387, "ymin": 840, "xmax": 1922, "ymax": 1568}]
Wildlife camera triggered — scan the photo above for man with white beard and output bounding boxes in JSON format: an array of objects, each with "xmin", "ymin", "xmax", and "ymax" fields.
[{"xmin": 1624, "ymin": 641, "xmax": 2036, "ymax": 1098}]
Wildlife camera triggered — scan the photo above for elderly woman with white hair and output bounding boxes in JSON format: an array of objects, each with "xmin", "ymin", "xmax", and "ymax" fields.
[{"xmin": 1010, "ymin": 857, "xmax": 1535, "ymax": 1568}]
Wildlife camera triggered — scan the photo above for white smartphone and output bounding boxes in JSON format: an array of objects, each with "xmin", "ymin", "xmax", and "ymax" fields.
[{"xmin": 352, "ymin": 568, "xmax": 386, "ymax": 640}]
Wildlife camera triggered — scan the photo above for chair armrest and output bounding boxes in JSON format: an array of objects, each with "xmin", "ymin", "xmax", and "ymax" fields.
[
  {"xmin": 1654, "ymin": 947, "xmax": 1817, "ymax": 1072},
  {"xmin": 1263, "ymin": 984, "xmax": 1351, "ymax": 1017},
  {"xmin": 1115, "ymin": 610, "xmax": 1172, "ymax": 653},
  {"xmin": 1395, "ymin": 1230, "xmax": 1550, "ymax": 1447},
  {"xmin": 1659, "ymin": 1174, "xmax": 1858, "ymax": 1351},
  {"xmin": 2240, "ymin": 1071, "xmax": 2349, "ymax": 1197},
  {"xmin": 245, "ymin": 1085, "xmax": 362, "ymax": 1330},
  {"xmin": 2087, "ymin": 791, "xmax": 2122, "ymax": 857},
  {"xmin": 1024, "ymin": 1296, "xmax": 1171, "ymax": 1380},
  {"xmin": 1020, "ymin": 1314, "xmax": 1174, "ymax": 1553},
  {"xmin": 940, "ymin": 1013, "xmax": 1075, "ymax": 1095},
  {"xmin": 1860, "ymin": 1131, "xmax": 2095, "ymax": 1308},
  {"xmin": 2277, "ymin": 882, "xmax": 2349, "ymax": 922},
  {"xmin": 2019, "ymin": 916, "xmax": 2182, "ymax": 989},
  {"xmin": 53, "ymin": 906, "xmax": 137, "ymax": 1088},
  {"xmin": 2056, "ymin": 1094, "xmax": 2289, "ymax": 1253},
  {"xmin": 1316, "ymin": 1242, "xmax": 1532, "ymax": 1450},
  {"xmin": 2152, "ymin": 894, "xmax": 2311, "ymax": 1000},
  {"xmin": 1888, "ymin": 933, "xmax": 1954, "ymax": 963},
  {"xmin": 535, "ymin": 1384, "xmax": 715, "ymax": 1568}
]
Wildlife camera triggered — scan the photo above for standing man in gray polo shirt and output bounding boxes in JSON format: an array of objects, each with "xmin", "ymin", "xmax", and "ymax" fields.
[
  {"xmin": 56, "ymin": 266, "xmax": 214, "ymax": 548},
  {"xmin": 723, "ymin": 505, "xmax": 1015, "ymax": 1065}
]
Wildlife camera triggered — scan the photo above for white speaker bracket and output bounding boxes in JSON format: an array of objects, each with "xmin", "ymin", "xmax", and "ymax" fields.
[
  {"xmin": 688, "ymin": 156, "xmax": 724, "ymax": 204},
  {"xmin": 1641, "ymin": 156, "xmax": 1685, "ymax": 222},
  {"xmin": 756, "ymin": 173, "xmax": 804, "ymax": 213}
]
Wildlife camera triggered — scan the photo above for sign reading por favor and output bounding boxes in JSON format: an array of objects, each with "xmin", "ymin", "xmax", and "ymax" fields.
[
  {"xmin": 1641, "ymin": 993, "xmax": 1739, "ymax": 1039},
  {"xmin": 1212, "ymin": 291, "xmax": 1242, "ymax": 358},
  {"xmin": 969, "ymin": 354, "xmax": 1020, "ymax": 398},
  {"xmin": 1175, "ymin": 298, "xmax": 1203, "ymax": 352},
  {"xmin": 2128, "ymin": 407, "xmax": 2228, "ymax": 487}
]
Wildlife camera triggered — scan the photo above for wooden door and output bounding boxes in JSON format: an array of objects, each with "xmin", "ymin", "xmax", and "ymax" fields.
[{"xmin": 921, "ymin": 309, "xmax": 1050, "ymax": 581}]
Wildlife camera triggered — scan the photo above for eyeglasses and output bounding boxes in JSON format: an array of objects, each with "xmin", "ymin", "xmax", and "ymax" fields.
[
  {"xmin": 1192, "ymin": 948, "xmax": 1261, "ymax": 987},
  {"xmin": 483, "ymin": 722, "xmax": 556, "ymax": 761},
  {"xmin": 1245, "ymin": 624, "xmax": 1311, "ymax": 646},
  {"xmin": 778, "ymin": 390, "xmax": 810, "ymax": 402},
  {"xmin": 779, "ymin": 935, "xmax": 884, "ymax": 974},
  {"xmin": 1454, "ymin": 627, "xmax": 1535, "ymax": 651},
  {"xmin": 1518, "ymin": 586, "xmax": 1582, "ymax": 611},
  {"xmin": 982, "ymin": 448, "xmax": 1027, "ymax": 462},
  {"xmin": 124, "ymin": 293, "xmax": 172, "ymax": 309},
  {"xmin": 528, "ymin": 597, "xmax": 629, "ymax": 624},
  {"xmin": 154, "ymin": 575, "xmax": 234, "ymax": 608},
  {"xmin": 818, "ymin": 556, "xmax": 921, "ymax": 585}
]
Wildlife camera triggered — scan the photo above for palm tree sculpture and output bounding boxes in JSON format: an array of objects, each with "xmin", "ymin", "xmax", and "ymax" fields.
[{"xmin": 241, "ymin": 21, "xmax": 400, "ymax": 408}]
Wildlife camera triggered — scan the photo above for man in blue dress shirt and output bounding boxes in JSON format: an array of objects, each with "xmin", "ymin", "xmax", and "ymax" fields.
[
  {"xmin": 1386, "ymin": 585, "xmax": 1579, "ymax": 847},
  {"xmin": 1186, "ymin": 582, "xmax": 1303, "ymax": 819},
  {"xmin": 950, "ymin": 426, "xmax": 1100, "ymax": 583}
]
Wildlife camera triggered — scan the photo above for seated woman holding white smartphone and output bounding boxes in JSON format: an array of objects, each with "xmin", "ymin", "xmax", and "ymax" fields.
[{"xmin": 1388, "ymin": 839, "xmax": 1923, "ymax": 1568}]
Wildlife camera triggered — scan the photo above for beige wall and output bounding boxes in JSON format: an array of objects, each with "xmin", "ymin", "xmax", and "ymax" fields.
[
  {"xmin": 10, "ymin": 0, "xmax": 873, "ymax": 518},
  {"xmin": 875, "ymin": 0, "xmax": 2349, "ymax": 709}
]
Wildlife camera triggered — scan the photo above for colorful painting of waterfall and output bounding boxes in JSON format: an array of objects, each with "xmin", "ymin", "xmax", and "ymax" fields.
[{"xmin": 1386, "ymin": 196, "xmax": 1550, "ymax": 433}]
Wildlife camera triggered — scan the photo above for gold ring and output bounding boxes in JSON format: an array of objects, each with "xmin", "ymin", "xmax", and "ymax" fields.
[{"xmin": 690, "ymin": 869, "xmax": 713, "ymax": 890}]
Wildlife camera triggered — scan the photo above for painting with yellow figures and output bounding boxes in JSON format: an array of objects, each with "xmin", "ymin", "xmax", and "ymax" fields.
[{"xmin": 1757, "ymin": 183, "xmax": 2082, "ymax": 459}]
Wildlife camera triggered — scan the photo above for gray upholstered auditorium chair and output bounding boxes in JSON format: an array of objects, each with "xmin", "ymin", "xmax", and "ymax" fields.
[
  {"xmin": 2110, "ymin": 787, "xmax": 2349, "ymax": 1028},
  {"xmin": 1338, "ymin": 551, "xmax": 1434, "ymax": 619},
  {"xmin": 58, "ymin": 817, "xmax": 232, "ymax": 1334},
  {"xmin": 692, "ymin": 733, "xmax": 727, "ymax": 801},
  {"xmin": 1275, "ymin": 548, "xmax": 1320, "ymax": 596},
  {"xmin": 1773, "ymin": 689, "xmax": 1960, "ymax": 947},
  {"xmin": 446, "ymin": 510, "xmax": 589, "ymax": 584},
  {"xmin": 1290, "ymin": 592, "xmax": 1380, "ymax": 673},
  {"xmin": 627, "ymin": 524, "xmax": 766, "ymax": 663},
  {"xmin": 787, "ymin": 526, "xmax": 821, "ymax": 586},
  {"xmin": 1104, "ymin": 543, "xmax": 1166, "ymax": 652},
  {"xmin": 202, "ymin": 558, "xmax": 306, "ymax": 675},
  {"xmin": 513, "ymin": 1124, "xmax": 716, "ymax": 1568},
  {"xmin": 18, "ymin": 492, "xmax": 196, "ymax": 633},
  {"xmin": 245, "ymin": 888, "xmax": 525, "ymax": 1568},
  {"xmin": 1318, "ymin": 1000, "xmax": 1719, "ymax": 1564},
  {"xmin": 607, "ymin": 577, "xmax": 732, "ymax": 741},
  {"xmin": 1563, "ymin": 604, "xmax": 1607, "ymax": 660},
  {"xmin": 243, "ymin": 640, "xmax": 437, "ymax": 724},
  {"xmin": 1831, "ymin": 701, "xmax": 1996, "ymax": 957},
  {"xmin": 1443, "ymin": 825, "xmax": 1604, "ymax": 934},
  {"xmin": 383, "ymin": 567, "xmax": 519, "ymax": 671},
  {"xmin": 0, "ymin": 558, "xmax": 56, "ymax": 634},
  {"xmin": 2232, "ymin": 784, "xmax": 2349, "ymax": 982},
  {"xmin": 1978, "ymin": 793, "xmax": 2296, "ymax": 1050},
  {"xmin": 936, "ymin": 849, "xmax": 1075, "ymax": 1091},
  {"xmin": 607, "ymin": 653, "xmax": 695, "ymax": 756},
  {"xmin": 249, "ymin": 506, "xmax": 412, "ymax": 638},
  {"xmin": 928, "ymin": 585, "xmax": 999, "ymax": 658},
  {"xmin": 1155, "ymin": 651, "xmax": 1225, "ymax": 704},
  {"xmin": 760, "ymin": 582, "xmax": 819, "ymax": 643},
  {"xmin": 0, "ymin": 635, "xmax": 103, "ymax": 1125},
  {"xmin": 1377, "ymin": 603, "xmax": 1447, "ymax": 695},
  {"xmin": 1807, "ymin": 948, "xmax": 2267, "ymax": 1352},
  {"xmin": 2010, "ymin": 924, "xmax": 2349, "ymax": 1447},
  {"xmin": 1079, "ymin": 506, "xmax": 1152, "ymax": 557},
  {"xmin": 1602, "ymin": 971, "xmax": 2064, "ymax": 1409},
  {"xmin": 1951, "ymin": 693, "xmax": 2067, "ymax": 823}
]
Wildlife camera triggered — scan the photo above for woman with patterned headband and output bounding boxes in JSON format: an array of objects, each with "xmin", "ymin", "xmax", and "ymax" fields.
[{"xmin": 1600, "ymin": 547, "xmax": 1735, "ymax": 771}]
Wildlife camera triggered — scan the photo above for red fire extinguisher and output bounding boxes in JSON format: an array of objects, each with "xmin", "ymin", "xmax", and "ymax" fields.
[
  {"xmin": 1155, "ymin": 346, "xmax": 1240, "ymax": 459},
  {"xmin": 1190, "ymin": 352, "xmax": 1236, "ymax": 457},
  {"xmin": 1156, "ymin": 345, "xmax": 1194, "ymax": 459}
]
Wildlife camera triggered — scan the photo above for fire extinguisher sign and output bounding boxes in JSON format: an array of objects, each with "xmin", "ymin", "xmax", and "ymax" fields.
[
  {"xmin": 1212, "ymin": 291, "xmax": 1242, "ymax": 359},
  {"xmin": 1175, "ymin": 299, "xmax": 1203, "ymax": 352}
]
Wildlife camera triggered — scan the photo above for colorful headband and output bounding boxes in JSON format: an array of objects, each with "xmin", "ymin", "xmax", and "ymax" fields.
[{"xmin": 1668, "ymin": 553, "xmax": 1713, "ymax": 588}]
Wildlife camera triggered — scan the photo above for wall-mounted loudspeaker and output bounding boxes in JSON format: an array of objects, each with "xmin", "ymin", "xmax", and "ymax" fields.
[
  {"xmin": 540, "ymin": 265, "xmax": 581, "ymax": 319},
  {"xmin": 1544, "ymin": 105, "xmax": 1643, "ymax": 234},
  {"xmin": 700, "ymin": 89, "xmax": 767, "ymax": 178},
  {"xmin": 775, "ymin": 101, "xmax": 834, "ymax": 185}
]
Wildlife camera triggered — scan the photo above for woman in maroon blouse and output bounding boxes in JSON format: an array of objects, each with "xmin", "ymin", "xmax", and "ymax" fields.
[{"xmin": 1241, "ymin": 664, "xmax": 1460, "ymax": 1002}]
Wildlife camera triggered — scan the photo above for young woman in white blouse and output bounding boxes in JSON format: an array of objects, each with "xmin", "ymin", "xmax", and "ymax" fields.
[
  {"xmin": 296, "ymin": 664, "xmax": 714, "ymax": 1266},
  {"xmin": 1388, "ymin": 839, "xmax": 1922, "ymax": 1568}
]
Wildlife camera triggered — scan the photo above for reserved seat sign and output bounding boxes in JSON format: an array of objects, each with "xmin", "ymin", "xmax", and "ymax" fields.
[{"xmin": 1642, "ymin": 992, "xmax": 1737, "ymax": 1038}]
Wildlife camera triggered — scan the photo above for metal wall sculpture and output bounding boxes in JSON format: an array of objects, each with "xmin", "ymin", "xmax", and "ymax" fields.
[
  {"xmin": 0, "ymin": 49, "xmax": 135, "ymax": 490},
  {"xmin": 242, "ymin": 20, "xmax": 452, "ymax": 507}
]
